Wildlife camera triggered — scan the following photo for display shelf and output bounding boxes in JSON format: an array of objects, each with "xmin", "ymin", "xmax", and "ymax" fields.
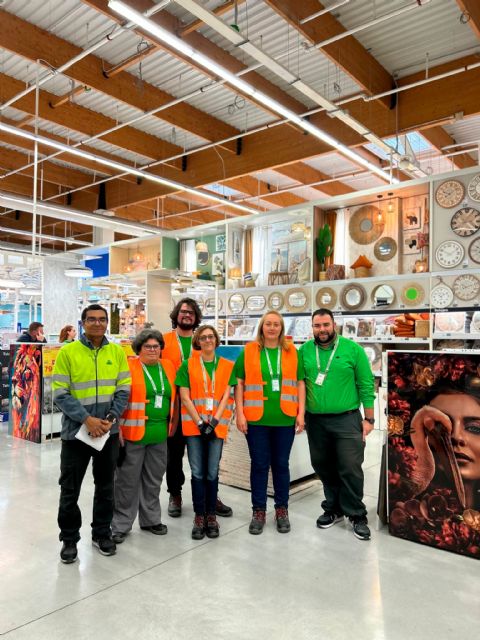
[
  {"xmin": 433, "ymin": 332, "xmax": 480, "ymax": 340},
  {"xmin": 349, "ymin": 336, "xmax": 430, "ymax": 344}
]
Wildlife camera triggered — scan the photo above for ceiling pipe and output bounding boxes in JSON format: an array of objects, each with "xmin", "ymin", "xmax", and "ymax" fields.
[
  {"xmin": 0, "ymin": 224, "xmax": 93, "ymax": 247},
  {"xmin": 300, "ymin": 0, "xmax": 351, "ymax": 25}
]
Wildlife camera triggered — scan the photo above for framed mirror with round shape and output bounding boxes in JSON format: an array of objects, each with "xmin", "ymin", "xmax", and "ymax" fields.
[
  {"xmin": 401, "ymin": 283, "xmax": 425, "ymax": 306},
  {"xmin": 371, "ymin": 284, "xmax": 395, "ymax": 308},
  {"xmin": 340, "ymin": 284, "xmax": 366, "ymax": 311},
  {"xmin": 246, "ymin": 294, "xmax": 266, "ymax": 313},
  {"xmin": 316, "ymin": 287, "xmax": 337, "ymax": 310},
  {"xmin": 196, "ymin": 240, "xmax": 210, "ymax": 266},
  {"xmin": 374, "ymin": 237, "xmax": 397, "ymax": 261},
  {"xmin": 267, "ymin": 291, "xmax": 284, "ymax": 311},
  {"xmin": 205, "ymin": 297, "xmax": 222, "ymax": 314},
  {"xmin": 228, "ymin": 293, "xmax": 245, "ymax": 314},
  {"xmin": 349, "ymin": 205, "xmax": 385, "ymax": 245},
  {"xmin": 285, "ymin": 288, "xmax": 309, "ymax": 312}
]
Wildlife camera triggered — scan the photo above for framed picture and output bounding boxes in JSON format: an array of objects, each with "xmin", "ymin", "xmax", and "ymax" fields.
[
  {"xmin": 403, "ymin": 232, "xmax": 420, "ymax": 254},
  {"xmin": 215, "ymin": 234, "xmax": 226, "ymax": 252},
  {"xmin": 211, "ymin": 252, "xmax": 224, "ymax": 276},
  {"xmin": 288, "ymin": 240, "xmax": 308, "ymax": 273},
  {"xmin": 403, "ymin": 206, "xmax": 422, "ymax": 230},
  {"xmin": 270, "ymin": 244, "xmax": 288, "ymax": 272},
  {"xmin": 231, "ymin": 230, "xmax": 242, "ymax": 267}
]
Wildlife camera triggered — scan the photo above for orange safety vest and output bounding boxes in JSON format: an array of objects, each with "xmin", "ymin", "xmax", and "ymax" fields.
[
  {"xmin": 163, "ymin": 330, "xmax": 200, "ymax": 372},
  {"xmin": 120, "ymin": 357, "xmax": 177, "ymax": 441},
  {"xmin": 243, "ymin": 341, "xmax": 299, "ymax": 422},
  {"xmin": 180, "ymin": 356, "xmax": 234, "ymax": 440}
]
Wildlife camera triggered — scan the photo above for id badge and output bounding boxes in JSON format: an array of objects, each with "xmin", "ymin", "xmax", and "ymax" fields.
[
  {"xmin": 315, "ymin": 373, "xmax": 326, "ymax": 386},
  {"xmin": 205, "ymin": 397, "xmax": 214, "ymax": 411},
  {"xmin": 271, "ymin": 378, "xmax": 280, "ymax": 392},
  {"xmin": 154, "ymin": 395, "xmax": 163, "ymax": 409}
]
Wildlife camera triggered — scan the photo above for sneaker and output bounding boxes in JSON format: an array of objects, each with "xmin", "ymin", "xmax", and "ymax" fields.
[
  {"xmin": 316, "ymin": 512, "xmax": 343, "ymax": 529},
  {"xmin": 275, "ymin": 507, "xmax": 291, "ymax": 533},
  {"xmin": 192, "ymin": 515, "xmax": 206, "ymax": 540},
  {"xmin": 350, "ymin": 516, "xmax": 371, "ymax": 541},
  {"xmin": 112, "ymin": 532, "xmax": 127, "ymax": 544},
  {"xmin": 215, "ymin": 497, "xmax": 233, "ymax": 517},
  {"xmin": 60, "ymin": 541, "xmax": 78, "ymax": 564},
  {"xmin": 140, "ymin": 523, "xmax": 168, "ymax": 535},
  {"xmin": 92, "ymin": 536, "xmax": 117, "ymax": 556},
  {"xmin": 206, "ymin": 514, "xmax": 220, "ymax": 539},
  {"xmin": 168, "ymin": 494, "xmax": 182, "ymax": 518},
  {"xmin": 248, "ymin": 509, "xmax": 266, "ymax": 535}
]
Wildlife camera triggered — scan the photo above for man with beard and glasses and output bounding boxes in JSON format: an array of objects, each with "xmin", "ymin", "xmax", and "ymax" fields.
[
  {"xmin": 298, "ymin": 308, "xmax": 375, "ymax": 541},
  {"xmin": 162, "ymin": 298, "xmax": 233, "ymax": 519}
]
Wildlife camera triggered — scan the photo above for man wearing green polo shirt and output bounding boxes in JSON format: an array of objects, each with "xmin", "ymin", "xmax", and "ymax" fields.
[{"xmin": 299, "ymin": 308, "xmax": 375, "ymax": 540}]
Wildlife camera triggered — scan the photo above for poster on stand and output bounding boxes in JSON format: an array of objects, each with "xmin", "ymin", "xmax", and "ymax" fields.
[
  {"xmin": 9, "ymin": 344, "xmax": 42, "ymax": 443},
  {"xmin": 387, "ymin": 351, "xmax": 480, "ymax": 559}
]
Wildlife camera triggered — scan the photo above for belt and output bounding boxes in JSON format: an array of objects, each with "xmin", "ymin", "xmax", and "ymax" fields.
[{"xmin": 309, "ymin": 409, "xmax": 359, "ymax": 418}]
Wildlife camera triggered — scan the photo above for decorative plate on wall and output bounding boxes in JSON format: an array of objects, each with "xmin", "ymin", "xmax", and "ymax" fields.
[
  {"xmin": 348, "ymin": 205, "xmax": 385, "ymax": 245},
  {"xmin": 430, "ymin": 283, "xmax": 454, "ymax": 309},
  {"xmin": 285, "ymin": 288, "xmax": 310, "ymax": 313},
  {"xmin": 267, "ymin": 291, "xmax": 284, "ymax": 311},
  {"xmin": 374, "ymin": 237, "xmax": 397, "ymax": 261},
  {"xmin": 401, "ymin": 283, "xmax": 425, "ymax": 306},
  {"xmin": 435, "ymin": 179, "xmax": 465, "ymax": 209},
  {"xmin": 316, "ymin": 287, "xmax": 337, "ymax": 310},
  {"xmin": 467, "ymin": 173, "xmax": 480, "ymax": 203},
  {"xmin": 435, "ymin": 240, "xmax": 465, "ymax": 269},
  {"xmin": 340, "ymin": 284, "xmax": 367, "ymax": 310}
]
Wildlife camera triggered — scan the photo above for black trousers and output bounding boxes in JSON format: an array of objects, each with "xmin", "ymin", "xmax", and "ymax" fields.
[
  {"xmin": 57, "ymin": 434, "xmax": 119, "ymax": 542},
  {"xmin": 305, "ymin": 410, "xmax": 367, "ymax": 518},
  {"xmin": 166, "ymin": 418, "xmax": 186, "ymax": 496}
]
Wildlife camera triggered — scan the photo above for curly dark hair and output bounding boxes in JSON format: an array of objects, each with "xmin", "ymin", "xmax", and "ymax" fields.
[
  {"xmin": 131, "ymin": 329, "xmax": 165, "ymax": 355},
  {"xmin": 170, "ymin": 297, "xmax": 202, "ymax": 330}
]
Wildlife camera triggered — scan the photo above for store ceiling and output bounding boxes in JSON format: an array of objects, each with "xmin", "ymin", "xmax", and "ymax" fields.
[{"xmin": 0, "ymin": 0, "xmax": 479, "ymax": 249}]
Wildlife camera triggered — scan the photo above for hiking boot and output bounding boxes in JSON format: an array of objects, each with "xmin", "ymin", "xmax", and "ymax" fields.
[
  {"xmin": 206, "ymin": 514, "xmax": 220, "ymax": 538},
  {"xmin": 168, "ymin": 494, "xmax": 182, "ymax": 517},
  {"xmin": 92, "ymin": 536, "xmax": 116, "ymax": 556},
  {"xmin": 192, "ymin": 515, "xmax": 206, "ymax": 540},
  {"xmin": 350, "ymin": 516, "xmax": 371, "ymax": 541},
  {"xmin": 275, "ymin": 506, "xmax": 291, "ymax": 533},
  {"xmin": 60, "ymin": 541, "xmax": 78, "ymax": 564},
  {"xmin": 316, "ymin": 512, "xmax": 343, "ymax": 529},
  {"xmin": 112, "ymin": 532, "xmax": 127, "ymax": 544},
  {"xmin": 215, "ymin": 497, "xmax": 233, "ymax": 517},
  {"xmin": 248, "ymin": 509, "xmax": 266, "ymax": 535},
  {"xmin": 140, "ymin": 523, "xmax": 168, "ymax": 535}
]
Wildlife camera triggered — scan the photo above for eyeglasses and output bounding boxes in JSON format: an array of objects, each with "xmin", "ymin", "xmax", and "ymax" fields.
[
  {"xmin": 198, "ymin": 334, "xmax": 216, "ymax": 342},
  {"xmin": 179, "ymin": 310, "xmax": 194, "ymax": 316},
  {"xmin": 142, "ymin": 344, "xmax": 161, "ymax": 351},
  {"xmin": 84, "ymin": 317, "xmax": 108, "ymax": 324}
]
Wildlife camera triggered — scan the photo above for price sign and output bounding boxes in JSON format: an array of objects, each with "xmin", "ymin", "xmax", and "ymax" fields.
[{"xmin": 42, "ymin": 346, "xmax": 61, "ymax": 377}]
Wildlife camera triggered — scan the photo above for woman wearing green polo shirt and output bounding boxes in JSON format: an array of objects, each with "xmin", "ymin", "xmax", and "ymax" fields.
[{"xmin": 235, "ymin": 311, "xmax": 305, "ymax": 535}]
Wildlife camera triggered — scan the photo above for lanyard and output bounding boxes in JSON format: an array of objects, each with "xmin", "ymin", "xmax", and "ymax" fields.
[
  {"xmin": 200, "ymin": 356, "xmax": 217, "ymax": 398},
  {"xmin": 141, "ymin": 362, "xmax": 165, "ymax": 396},
  {"xmin": 264, "ymin": 347, "xmax": 281, "ymax": 379},
  {"xmin": 315, "ymin": 339, "xmax": 339, "ymax": 377},
  {"xmin": 176, "ymin": 332, "xmax": 192, "ymax": 361}
]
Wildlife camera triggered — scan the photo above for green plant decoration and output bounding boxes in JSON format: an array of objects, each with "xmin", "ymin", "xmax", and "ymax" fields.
[{"xmin": 316, "ymin": 223, "xmax": 333, "ymax": 271}]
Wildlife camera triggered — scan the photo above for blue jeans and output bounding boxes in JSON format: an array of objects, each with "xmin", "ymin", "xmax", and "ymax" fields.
[
  {"xmin": 186, "ymin": 435, "xmax": 223, "ymax": 515},
  {"xmin": 245, "ymin": 425, "xmax": 295, "ymax": 510}
]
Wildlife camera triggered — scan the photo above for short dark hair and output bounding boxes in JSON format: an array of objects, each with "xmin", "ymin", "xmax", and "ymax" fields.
[
  {"xmin": 28, "ymin": 322, "xmax": 44, "ymax": 333},
  {"xmin": 312, "ymin": 308, "xmax": 334, "ymax": 322},
  {"xmin": 131, "ymin": 329, "xmax": 165, "ymax": 355},
  {"xmin": 170, "ymin": 297, "xmax": 202, "ymax": 330},
  {"xmin": 81, "ymin": 304, "xmax": 108, "ymax": 322},
  {"xmin": 192, "ymin": 325, "xmax": 220, "ymax": 350}
]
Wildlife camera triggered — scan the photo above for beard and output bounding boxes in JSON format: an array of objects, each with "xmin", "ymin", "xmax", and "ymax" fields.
[
  {"xmin": 177, "ymin": 318, "xmax": 194, "ymax": 331},
  {"xmin": 314, "ymin": 330, "xmax": 336, "ymax": 345}
]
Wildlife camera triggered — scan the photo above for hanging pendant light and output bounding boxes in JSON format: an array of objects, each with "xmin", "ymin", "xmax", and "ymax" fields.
[{"xmin": 64, "ymin": 266, "xmax": 93, "ymax": 278}]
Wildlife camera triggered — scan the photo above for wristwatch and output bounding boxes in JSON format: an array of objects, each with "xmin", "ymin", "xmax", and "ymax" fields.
[
  {"xmin": 105, "ymin": 413, "xmax": 118, "ymax": 425},
  {"xmin": 197, "ymin": 419, "xmax": 204, "ymax": 427},
  {"xmin": 364, "ymin": 417, "xmax": 375, "ymax": 425}
]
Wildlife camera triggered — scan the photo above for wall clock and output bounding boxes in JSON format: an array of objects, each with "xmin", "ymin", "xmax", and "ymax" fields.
[
  {"xmin": 468, "ymin": 173, "xmax": 480, "ymax": 203},
  {"xmin": 435, "ymin": 240, "xmax": 464, "ymax": 269},
  {"xmin": 340, "ymin": 284, "xmax": 366, "ymax": 310},
  {"xmin": 348, "ymin": 205, "xmax": 385, "ymax": 245},
  {"xmin": 450, "ymin": 207, "xmax": 480, "ymax": 237},
  {"xmin": 430, "ymin": 283, "xmax": 453, "ymax": 309},
  {"xmin": 452, "ymin": 274, "xmax": 480, "ymax": 301},
  {"xmin": 316, "ymin": 287, "xmax": 337, "ymax": 310},
  {"xmin": 401, "ymin": 283, "xmax": 425, "ymax": 306},
  {"xmin": 435, "ymin": 179, "xmax": 465, "ymax": 209},
  {"xmin": 468, "ymin": 237, "xmax": 480, "ymax": 264}
]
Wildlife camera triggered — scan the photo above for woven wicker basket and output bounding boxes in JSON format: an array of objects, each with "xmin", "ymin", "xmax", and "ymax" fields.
[{"xmin": 354, "ymin": 267, "xmax": 370, "ymax": 278}]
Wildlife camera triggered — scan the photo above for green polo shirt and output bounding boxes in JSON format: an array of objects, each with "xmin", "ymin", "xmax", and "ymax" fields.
[
  {"xmin": 234, "ymin": 346, "xmax": 304, "ymax": 427},
  {"xmin": 179, "ymin": 335, "xmax": 193, "ymax": 360},
  {"xmin": 298, "ymin": 336, "xmax": 374, "ymax": 415},
  {"xmin": 136, "ymin": 363, "xmax": 172, "ymax": 445}
]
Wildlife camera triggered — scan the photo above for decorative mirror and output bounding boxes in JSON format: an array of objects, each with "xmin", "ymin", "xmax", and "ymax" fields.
[
  {"xmin": 316, "ymin": 287, "xmax": 337, "ymax": 310},
  {"xmin": 246, "ymin": 294, "xmax": 266, "ymax": 313},
  {"xmin": 268, "ymin": 291, "xmax": 284, "ymax": 311},
  {"xmin": 196, "ymin": 240, "xmax": 210, "ymax": 266},
  {"xmin": 228, "ymin": 293, "xmax": 245, "ymax": 314},
  {"xmin": 349, "ymin": 205, "xmax": 385, "ymax": 245},
  {"xmin": 204, "ymin": 297, "xmax": 223, "ymax": 314},
  {"xmin": 374, "ymin": 237, "xmax": 397, "ymax": 261},
  {"xmin": 340, "ymin": 284, "xmax": 367, "ymax": 310},
  {"xmin": 371, "ymin": 284, "xmax": 395, "ymax": 308},
  {"xmin": 401, "ymin": 283, "xmax": 425, "ymax": 306},
  {"xmin": 285, "ymin": 288, "xmax": 309, "ymax": 312}
]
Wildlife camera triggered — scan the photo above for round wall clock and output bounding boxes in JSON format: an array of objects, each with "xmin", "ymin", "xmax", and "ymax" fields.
[
  {"xmin": 316, "ymin": 287, "xmax": 337, "ymax": 310},
  {"xmin": 348, "ymin": 205, "xmax": 385, "ymax": 245},
  {"xmin": 401, "ymin": 283, "xmax": 425, "ymax": 306},
  {"xmin": 453, "ymin": 274, "xmax": 480, "ymax": 301},
  {"xmin": 468, "ymin": 173, "xmax": 480, "ymax": 203},
  {"xmin": 435, "ymin": 240, "xmax": 465, "ymax": 269},
  {"xmin": 468, "ymin": 237, "xmax": 480, "ymax": 264},
  {"xmin": 340, "ymin": 284, "xmax": 366, "ymax": 310},
  {"xmin": 430, "ymin": 283, "xmax": 454, "ymax": 309},
  {"xmin": 450, "ymin": 207, "xmax": 480, "ymax": 237},
  {"xmin": 435, "ymin": 179, "xmax": 465, "ymax": 209}
]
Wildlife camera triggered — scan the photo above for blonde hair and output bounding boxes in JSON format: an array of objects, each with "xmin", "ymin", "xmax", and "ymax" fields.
[{"xmin": 255, "ymin": 311, "xmax": 291, "ymax": 351}]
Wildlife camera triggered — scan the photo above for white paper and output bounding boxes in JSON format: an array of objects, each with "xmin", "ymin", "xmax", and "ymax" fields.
[{"xmin": 75, "ymin": 423, "xmax": 110, "ymax": 451}]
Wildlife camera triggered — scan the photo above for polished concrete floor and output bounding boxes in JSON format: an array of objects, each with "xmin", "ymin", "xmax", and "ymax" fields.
[{"xmin": 0, "ymin": 426, "xmax": 478, "ymax": 639}]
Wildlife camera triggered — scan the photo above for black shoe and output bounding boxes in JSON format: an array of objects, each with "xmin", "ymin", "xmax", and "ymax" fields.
[
  {"xmin": 215, "ymin": 497, "xmax": 233, "ymax": 517},
  {"xmin": 140, "ymin": 523, "xmax": 168, "ymax": 535},
  {"xmin": 192, "ymin": 515, "xmax": 206, "ymax": 540},
  {"xmin": 168, "ymin": 494, "xmax": 182, "ymax": 518},
  {"xmin": 350, "ymin": 516, "xmax": 371, "ymax": 541},
  {"xmin": 60, "ymin": 541, "xmax": 78, "ymax": 564},
  {"xmin": 275, "ymin": 507, "xmax": 291, "ymax": 533},
  {"xmin": 112, "ymin": 532, "xmax": 127, "ymax": 544},
  {"xmin": 92, "ymin": 536, "xmax": 117, "ymax": 556},
  {"xmin": 248, "ymin": 509, "xmax": 266, "ymax": 535},
  {"xmin": 206, "ymin": 514, "xmax": 220, "ymax": 538},
  {"xmin": 316, "ymin": 512, "xmax": 343, "ymax": 529}
]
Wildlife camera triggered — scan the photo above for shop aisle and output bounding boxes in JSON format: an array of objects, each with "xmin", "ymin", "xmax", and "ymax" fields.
[{"xmin": 0, "ymin": 427, "xmax": 477, "ymax": 639}]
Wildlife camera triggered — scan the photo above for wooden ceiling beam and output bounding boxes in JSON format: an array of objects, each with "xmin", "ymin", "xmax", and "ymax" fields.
[
  {"xmin": 274, "ymin": 162, "xmax": 355, "ymax": 197},
  {"xmin": 456, "ymin": 1, "xmax": 480, "ymax": 38},
  {"xmin": 180, "ymin": 1, "xmax": 246, "ymax": 36},
  {"xmin": 420, "ymin": 126, "xmax": 477, "ymax": 170},
  {"xmin": 224, "ymin": 175, "xmax": 307, "ymax": 208}
]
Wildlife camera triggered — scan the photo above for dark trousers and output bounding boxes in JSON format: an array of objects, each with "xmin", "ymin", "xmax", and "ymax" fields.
[
  {"xmin": 245, "ymin": 425, "xmax": 295, "ymax": 510},
  {"xmin": 166, "ymin": 419, "xmax": 186, "ymax": 496},
  {"xmin": 186, "ymin": 435, "xmax": 223, "ymax": 515},
  {"xmin": 57, "ymin": 435, "xmax": 119, "ymax": 542},
  {"xmin": 306, "ymin": 410, "xmax": 367, "ymax": 518}
]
